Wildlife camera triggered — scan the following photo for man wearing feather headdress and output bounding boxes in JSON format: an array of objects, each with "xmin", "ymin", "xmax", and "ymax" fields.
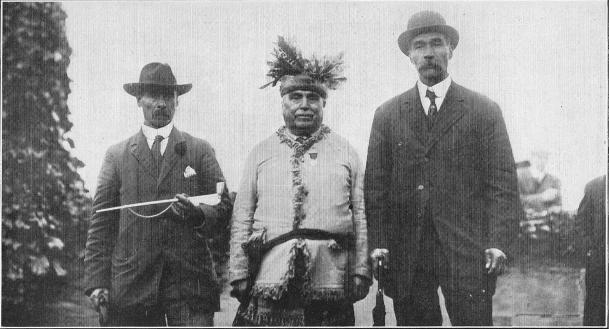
[{"xmin": 229, "ymin": 36, "xmax": 371, "ymax": 326}]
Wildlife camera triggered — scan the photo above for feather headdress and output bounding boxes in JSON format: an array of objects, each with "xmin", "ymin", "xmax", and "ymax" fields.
[{"xmin": 260, "ymin": 36, "xmax": 346, "ymax": 97}]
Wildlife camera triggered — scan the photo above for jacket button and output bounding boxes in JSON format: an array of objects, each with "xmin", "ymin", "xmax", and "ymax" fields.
[{"xmin": 417, "ymin": 185, "xmax": 424, "ymax": 190}]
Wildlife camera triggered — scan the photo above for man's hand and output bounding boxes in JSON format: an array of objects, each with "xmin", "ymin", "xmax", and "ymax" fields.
[
  {"xmin": 172, "ymin": 193, "xmax": 205, "ymax": 225},
  {"xmin": 370, "ymin": 248, "xmax": 389, "ymax": 279},
  {"xmin": 230, "ymin": 279, "xmax": 250, "ymax": 303},
  {"xmin": 88, "ymin": 288, "xmax": 109, "ymax": 312},
  {"xmin": 351, "ymin": 275, "xmax": 371, "ymax": 302},
  {"xmin": 485, "ymin": 248, "xmax": 507, "ymax": 275}
]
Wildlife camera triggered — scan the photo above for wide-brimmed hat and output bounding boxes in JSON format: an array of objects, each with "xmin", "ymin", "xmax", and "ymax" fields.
[
  {"xmin": 123, "ymin": 62, "xmax": 192, "ymax": 97},
  {"xmin": 398, "ymin": 11, "xmax": 459, "ymax": 56}
]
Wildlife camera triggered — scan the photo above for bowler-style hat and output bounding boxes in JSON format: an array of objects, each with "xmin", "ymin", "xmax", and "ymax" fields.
[
  {"xmin": 123, "ymin": 62, "xmax": 192, "ymax": 97},
  {"xmin": 397, "ymin": 11, "xmax": 459, "ymax": 56}
]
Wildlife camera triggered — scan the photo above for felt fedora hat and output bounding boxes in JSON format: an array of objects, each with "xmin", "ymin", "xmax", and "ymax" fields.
[
  {"xmin": 123, "ymin": 62, "xmax": 192, "ymax": 97},
  {"xmin": 397, "ymin": 11, "xmax": 459, "ymax": 56}
]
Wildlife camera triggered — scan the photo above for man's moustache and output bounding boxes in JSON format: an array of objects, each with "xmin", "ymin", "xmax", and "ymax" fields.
[{"xmin": 421, "ymin": 63, "xmax": 439, "ymax": 70}]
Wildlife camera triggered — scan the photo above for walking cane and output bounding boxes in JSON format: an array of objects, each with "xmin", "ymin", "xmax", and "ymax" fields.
[
  {"xmin": 98, "ymin": 293, "xmax": 109, "ymax": 326},
  {"xmin": 372, "ymin": 257, "xmax": 386, "ymax": 326}
]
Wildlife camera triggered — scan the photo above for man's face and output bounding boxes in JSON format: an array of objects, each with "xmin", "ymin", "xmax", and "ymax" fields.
[
  {"xmin": 138, "ymin": 88, "xmax": 177, "ymax": 128},
  {"xmin": 408, "ymin": 32, "xmax": 452, "ymax": 85},
  {"xmin": 282, "ymin": 90, "xmax": 325, "ymax": 136}
]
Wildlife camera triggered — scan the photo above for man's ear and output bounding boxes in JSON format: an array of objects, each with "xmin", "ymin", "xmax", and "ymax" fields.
[
  {"xmin": 322, "ymin": 99, "xmax": 327, "ymax": 108},
  {"xmin": 136, "ymin": 96, "xmax": 142, "ymax": 107},
  {"xmin": 448, "ymin": 45, "xmax": 453, "ymax": 60}
]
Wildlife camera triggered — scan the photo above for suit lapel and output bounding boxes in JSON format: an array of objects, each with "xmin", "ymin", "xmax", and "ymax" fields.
[
  {"xmin": 426, "ymin": 82, "xmax": 466, "ymax": 152},
  {"xmin": 401, "ymin": 85, "xmax": 428, "ymax": 146},
  {"xmin": 129, "ymin": 130, "xmax": 157, "ymax": 179},
  {"xmin": 157, "ymin": 127, "xmax": 186, "ymax": 187}
]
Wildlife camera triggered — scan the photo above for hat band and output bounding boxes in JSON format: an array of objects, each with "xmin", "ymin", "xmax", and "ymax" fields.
[
  {"xmin": 279, "ymin": 75, "xmax": 328, "ymax": 98},
  {"xmin": 280, "ymin": 84, "xmax": 327, "ymax": 98}
]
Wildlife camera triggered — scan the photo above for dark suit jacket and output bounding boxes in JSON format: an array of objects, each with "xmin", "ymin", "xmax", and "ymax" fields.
[
  {"xmin": 576, "ymin": 175, "xmax": 606, "ymax": 270},
  {"xmin": 365, "ymin": 82, "xmax": 521, "ymax": 299},
  {"xmin": 84, "ymin": 127, "xmax": 233, "ymax": 312}
]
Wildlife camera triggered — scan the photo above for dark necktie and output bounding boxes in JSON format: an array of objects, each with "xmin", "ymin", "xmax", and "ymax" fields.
[
  {"xmin": 151, "ymin": 135, "xmax": 164, "ymax": 175},
  {"xmin": 426, "ymin": 89, "xmax": 438, "ymax": 126}
]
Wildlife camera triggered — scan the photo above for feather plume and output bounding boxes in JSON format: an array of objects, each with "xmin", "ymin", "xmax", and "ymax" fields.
[{"xmin": 260, "ymin": 36, "xmax": 346, "ymax": 90}]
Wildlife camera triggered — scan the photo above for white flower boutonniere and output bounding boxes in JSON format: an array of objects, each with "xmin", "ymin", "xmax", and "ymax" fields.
[{"xmin": 184, "ymin": 166, "xmax": 197, "ymax": 178}]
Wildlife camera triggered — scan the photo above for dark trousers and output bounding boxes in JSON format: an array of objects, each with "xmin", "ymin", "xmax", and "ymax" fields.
[
  {"xmin": 393, "ymin": 220, "xmax": 493, "ymax": 326},
  {"xmin": 106, "ymin": 265, "xmax": 214, "ymax": 326},
  {"xmin": 583, "ymin": 262, "xmax": 606, "ymax": 326},
  {"xmin": 108, "ymin": 300, "xmax": 213, "ymax": 326}
]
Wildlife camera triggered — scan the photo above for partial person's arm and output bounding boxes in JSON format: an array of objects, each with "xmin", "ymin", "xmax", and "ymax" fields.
[
  {"xmin": 229, "ymin": 149, "xmax": 259, "ymax": 292},
  {"xmin": 84, "ymin": 149, "xmax": 120, "ymax": 298},
  {"xmin": 575, "ymin": 182, "xmax": 594, "ymax": 255},
  {"xmin": 350, "ymin": 147, "xmax": 371, "ymax": 279},
  {"xmin": 522, "ymin": 188, "xmax": 559, "ymax": 203},
  {"xmin": 365, "ymin": 106, "xmax": 393, "ymax": 264},
  {"xmin": 349, "ymin": 147, "xmax": 372, "ymax": 300},
  {"xmin": 188, "ymin": 145, "xmax": 234, "ymax": 238},
  {"xmin": 483, "ymin": 103, "xmax": 522, "ymax": 272},
  {"xmin": 172, "ymin": 144, "xmax": 237, "ymax": 304}
]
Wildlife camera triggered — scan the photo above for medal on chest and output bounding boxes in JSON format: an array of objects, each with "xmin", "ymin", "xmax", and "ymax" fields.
[{"xmin": 308, "ymin": 152, "xmax": 318, "ymax": 166}]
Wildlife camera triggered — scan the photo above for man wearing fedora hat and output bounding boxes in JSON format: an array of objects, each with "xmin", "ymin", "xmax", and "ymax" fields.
[
  {"xmin": 83, "ymin": 62, "xmax": 233, "ymax": 326},
  {"xmin": 229, "ymin": 37, "xmax": 371, "ymax": 326},
  {"xmin": 365, "ymin": 11, "xmax": 521, "ymax": 325}
]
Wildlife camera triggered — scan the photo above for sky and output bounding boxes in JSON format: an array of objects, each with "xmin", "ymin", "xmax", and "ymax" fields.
[{"xmin": 62, "ymin": 1, "xmax": 607, "ymax": 211}]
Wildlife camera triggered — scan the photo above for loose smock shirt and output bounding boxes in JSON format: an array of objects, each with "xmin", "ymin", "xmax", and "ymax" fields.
[{"xmin": 229, "ymin": 126, "xmax": 370, "ymax": 301}]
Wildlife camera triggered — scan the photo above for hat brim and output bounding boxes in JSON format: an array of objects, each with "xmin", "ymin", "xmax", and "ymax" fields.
[
  {"xmin": 123, "ymin": 83, "xmax": 192, "ymax": 97},
  {"xmin": 398, "ymin": 25, "xmax": 459, "ymax": 56}
]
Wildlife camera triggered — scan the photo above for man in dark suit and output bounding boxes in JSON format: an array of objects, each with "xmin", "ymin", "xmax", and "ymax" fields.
[
  {"xmin": 84, "ymin": 63, "xmax": 233, "ymax": 326},
  {"xmin": 576, "ymin": 175, "xmax": 606, "ymax": 326},
  {"xmin": 365, "ymin": 11, "xmax": 521, "ymax": 326}
]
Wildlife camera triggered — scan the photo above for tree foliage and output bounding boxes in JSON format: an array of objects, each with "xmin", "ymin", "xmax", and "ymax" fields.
[{"xmin": 2, "ymin": 2, "xmax": 89, "ymax": 308}]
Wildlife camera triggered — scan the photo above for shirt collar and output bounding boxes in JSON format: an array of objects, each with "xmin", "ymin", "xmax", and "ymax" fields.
[
  {"xmin": 417, "ymin": 75, "xmax": 452, "ymax": 101},
  {"xmin": 141, "ymin": 121, "xmax": 174, "ymax": 141}
]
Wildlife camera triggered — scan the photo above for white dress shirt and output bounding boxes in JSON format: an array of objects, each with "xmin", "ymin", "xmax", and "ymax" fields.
[
  {"xmin": 417, "ymin": 75, "xmax": 452, "ymax": 115},
  {"xmin": 141, "ymin": 121, "xmax": 173, "ymax": 155}
]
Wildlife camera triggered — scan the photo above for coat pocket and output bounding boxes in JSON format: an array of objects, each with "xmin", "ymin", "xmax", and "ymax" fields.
[{"xmin": 183, "ymin": 175, "xmax": 200, "ymax": 196}]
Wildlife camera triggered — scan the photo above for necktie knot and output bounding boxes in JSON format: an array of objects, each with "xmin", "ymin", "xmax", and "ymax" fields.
[
  {"xmin": 425, "ymin": 89, "xmax": 437, "ymax": 103},
  {"xmin": 425, "ymin": 89, "xmax": 438, "ymax": 128},
  {"xmin": 150, "ymin": 135, "xmax": 165, "ymax": 174}
]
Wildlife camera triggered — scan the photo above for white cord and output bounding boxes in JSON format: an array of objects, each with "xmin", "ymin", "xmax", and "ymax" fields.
[{"xmin": 127, "ymin": 203, "xmax": 175, "ymax": 219}]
